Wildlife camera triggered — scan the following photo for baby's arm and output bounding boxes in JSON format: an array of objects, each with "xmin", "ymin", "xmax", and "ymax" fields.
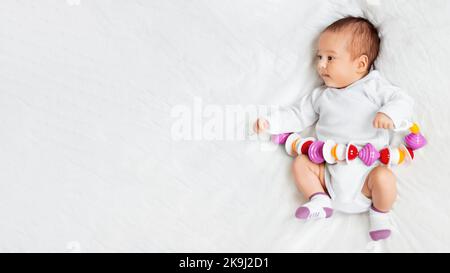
[
  {"xmin": 373, "ymin": 112, "xmax": 395, "ymax": 129},
  {"xmin": 255, "ymin": 88, "xmax": 322, "ymax": 134},
  {"xmin": 374, "ymin": 82, "xmax": 414, "ymax": 130}
]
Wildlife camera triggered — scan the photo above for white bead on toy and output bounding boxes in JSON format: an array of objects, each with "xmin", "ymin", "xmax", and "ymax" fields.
[
  {"xmin": 380, "ymin": 144, "xmax": 413, "ymax": 166},
  {"xmin": 335, "ymin": 143, "xmax": 347, "ymax": 161},
  {"xmin": 323, "ymin": 140, "xmax": 337, "ymax": 164},
  {"xmin": 296, "ymin": 137, "xmax": 316, "ymax": 156},
  {"xmin": 322, "ymin": 141, "xmax": 348, "ymax": 164},
  {"xmin": 284, "ymin": 133, "xmax": 316, "ymax": 157},
  {"xmin": 284, "ymin": 133, "xmax": 301, "ymax": 156}
]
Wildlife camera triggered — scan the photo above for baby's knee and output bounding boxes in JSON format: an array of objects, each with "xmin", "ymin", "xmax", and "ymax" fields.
[
  {"xmin": 292, "ymin": 154, "xmax": 310, "ymax": 168},
  {"xmin": 370, "ymin": 166, "xmax": 396, "ymax": 188},
  {"xmin": 292, "ymin": 155, "xmax": 321, "ymax": 176}
]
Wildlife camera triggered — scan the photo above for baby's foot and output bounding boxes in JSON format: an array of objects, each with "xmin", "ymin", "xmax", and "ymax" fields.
[
  {"xmin": 295, "ymin": 192, "xmax": 333, "ymax": 220},
  {"xmin": 369, "ymin": 206, "xmax": 392, "ymax": 241}
]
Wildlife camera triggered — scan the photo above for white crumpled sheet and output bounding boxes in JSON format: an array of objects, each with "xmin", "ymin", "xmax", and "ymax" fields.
[{"xmin": 1, "ymin": 0, "xmax": 449, "ymax": 252}]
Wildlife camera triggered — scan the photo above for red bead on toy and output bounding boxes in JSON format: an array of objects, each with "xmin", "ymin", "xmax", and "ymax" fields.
[
  {"xmin": 301, "ymin": 140, "xmax": 313, "ymax": 155},
  {"xmin": 406, "ymin": 147, "xmax": 415, "ymax": 160},
  {"xmin": 346, "ymin": 144, "xmax": 359, "ymax": 161},
  {"xmin": 380, "ymin": 148, "xmax": 391, "ymax": 165}
]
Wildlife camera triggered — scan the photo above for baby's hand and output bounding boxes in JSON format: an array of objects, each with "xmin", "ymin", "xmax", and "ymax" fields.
[
  {"xmin": 253, "ymin": 118, "xmax": 269, "ymax": 134},
  {"xmin": 373, "ymin": 112, "xmax": 394, "ymax": 129}
]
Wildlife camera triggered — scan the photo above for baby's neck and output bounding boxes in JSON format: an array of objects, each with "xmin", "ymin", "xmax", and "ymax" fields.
[{"xmin": 336, "ymin": 71, "xmax": 370, "ymax": 89}]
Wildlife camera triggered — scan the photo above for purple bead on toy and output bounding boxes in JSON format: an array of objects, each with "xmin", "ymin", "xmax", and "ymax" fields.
[
  {"xmin": 358, "ymin": 143, "xmax": 380, "ymax": 166},
  {"xmin": 308, "ymin": 140, "xmax": 325, "ymax": 164},
  {"xmin": 404, "ymin": 133, "xmax": 427, "ymax": 150},
  {"xmin": 271, "ymin": 133, "xmax": 292, "ymax": 145}
]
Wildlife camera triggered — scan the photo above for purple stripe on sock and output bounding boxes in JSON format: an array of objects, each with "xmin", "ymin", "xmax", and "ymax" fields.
[
  {"xmin": 309, "ymin": 192, "xmax": 327, "ymax": 200},
  {"xmin": 371, "ymin": 205, "xmax": 388, "ymax": 213},
  {"xmin": 370, "ymin": 229, "xmax": 391, "ymax": 241}
]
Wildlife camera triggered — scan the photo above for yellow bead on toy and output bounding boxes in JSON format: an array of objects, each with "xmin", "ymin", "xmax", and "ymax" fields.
[
  {"xmin": 410, "ymin": 123, "xmax": 420, "ymax": 134},
  {"xmin": 398, "ymin": 149, "xmax": 405, "ymax": 165}
]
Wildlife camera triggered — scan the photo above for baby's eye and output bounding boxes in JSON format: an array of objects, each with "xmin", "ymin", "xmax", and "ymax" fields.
[
  {"xmin": 327, "ymin": 56, "xmax": 334, "ymax": 61},
  {"xmin": 317, "ymin": 55, "xmax": 322, "ymax": 60}
]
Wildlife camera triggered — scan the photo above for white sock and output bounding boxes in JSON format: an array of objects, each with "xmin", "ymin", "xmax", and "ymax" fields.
[
  {"xmin": 295, "ymin": 193, "xmax": 333, "ymax": 220},
  {"xmin": 369, "ymin": 206, "xmax": 392, "ymax": 241}
]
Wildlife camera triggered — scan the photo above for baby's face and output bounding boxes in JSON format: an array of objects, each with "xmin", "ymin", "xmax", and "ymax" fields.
[{"xmin": 316, "ymin": 31, "xmax": 366, "ymax": 89}]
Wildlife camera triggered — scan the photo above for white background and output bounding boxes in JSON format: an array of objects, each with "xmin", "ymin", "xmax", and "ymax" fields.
[{"xmin": 1, "ymin": 0, "xmax": 449, "ymax": 252}]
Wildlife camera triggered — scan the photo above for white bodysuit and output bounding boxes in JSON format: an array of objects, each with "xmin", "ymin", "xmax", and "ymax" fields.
[{"xmin": 267, "ymin": 70, "xmax": 414, "ymax": 213}]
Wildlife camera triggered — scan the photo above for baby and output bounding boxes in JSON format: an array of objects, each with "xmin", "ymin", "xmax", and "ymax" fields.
[{"xmin": 254, "ymin": 17, "xmax": 414, "ymax": 241}]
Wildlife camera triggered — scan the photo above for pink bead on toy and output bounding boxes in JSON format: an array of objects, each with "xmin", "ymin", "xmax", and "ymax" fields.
[
  {"xmin": 271, "ymin": 133, "xmax": 292, "ymax": 145},
  {"xmin": 358, "ymin": 143, "xmax": 380, "ymax": 166},
  {"xmin": 308, "ymin": 140, "xmax": 325, "ymax": 164},
  {"xmin": 404, "ymin": 133, "xmax": 427, "ymax": 150}
]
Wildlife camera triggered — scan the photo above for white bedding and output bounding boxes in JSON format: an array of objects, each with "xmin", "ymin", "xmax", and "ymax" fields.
[{"xmin": 1, "ymin": 0, "xmax": 450, "ymax": 252}]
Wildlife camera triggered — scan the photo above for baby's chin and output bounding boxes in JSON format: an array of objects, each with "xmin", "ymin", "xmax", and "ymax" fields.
[
  {"xmin": 322, "ymin": 78, "xmax": 338, "ymax": 88},
  {"xmin": 322, "ymin": 78, "xmax": 348, "ymax": 89}
]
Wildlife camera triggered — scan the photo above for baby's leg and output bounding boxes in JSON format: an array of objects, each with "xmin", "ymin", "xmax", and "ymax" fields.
[
  {"xmin": 362, "ymin": 166, "xmax": 397, "ymax": 212},
  {"xmin": 292, "ymin": 154, "xmax": 327, "ymax": 199},
  {"xmin": 361, "ymin": 166, "xmax": 397, "ymax": 241},
  {"xmin": 292, "ymin": 155, "xmax": 332, "ymax": 219}
]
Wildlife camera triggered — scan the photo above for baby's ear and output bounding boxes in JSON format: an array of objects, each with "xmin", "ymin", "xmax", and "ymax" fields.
[{"xmin": 356, "ymin": 55, "xmax": 369, "ymax": 73}]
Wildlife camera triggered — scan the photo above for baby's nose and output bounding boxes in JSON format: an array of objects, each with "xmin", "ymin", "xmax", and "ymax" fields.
[{"xmin": 318, "ymin": 59, "xmax": 327, "ymax": 69}]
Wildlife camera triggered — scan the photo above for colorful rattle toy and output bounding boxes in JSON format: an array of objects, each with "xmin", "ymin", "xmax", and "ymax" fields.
[{"xmin": 274, "ymin": 123, "xmax": 427, "ymax": 167}]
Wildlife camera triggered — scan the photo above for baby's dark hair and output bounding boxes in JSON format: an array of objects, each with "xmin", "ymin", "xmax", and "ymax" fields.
[{"xmin": 323, "ymin": 16, "xmax": 380, "ymax": 70}]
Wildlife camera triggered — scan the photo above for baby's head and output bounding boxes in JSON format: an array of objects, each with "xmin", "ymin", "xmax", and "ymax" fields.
[{"xmin": 317, "ymin": 16, "xmax": 380, "ymax": 89}]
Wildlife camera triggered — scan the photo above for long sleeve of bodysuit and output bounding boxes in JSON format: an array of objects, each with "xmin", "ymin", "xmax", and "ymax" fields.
[
  {"xmin": 266, "ymin": 88, "xmax": 323, "ymax": 134},
  {"xmin": 367, "ymin": 78, "xmax": 415, "ymax": 131}
]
